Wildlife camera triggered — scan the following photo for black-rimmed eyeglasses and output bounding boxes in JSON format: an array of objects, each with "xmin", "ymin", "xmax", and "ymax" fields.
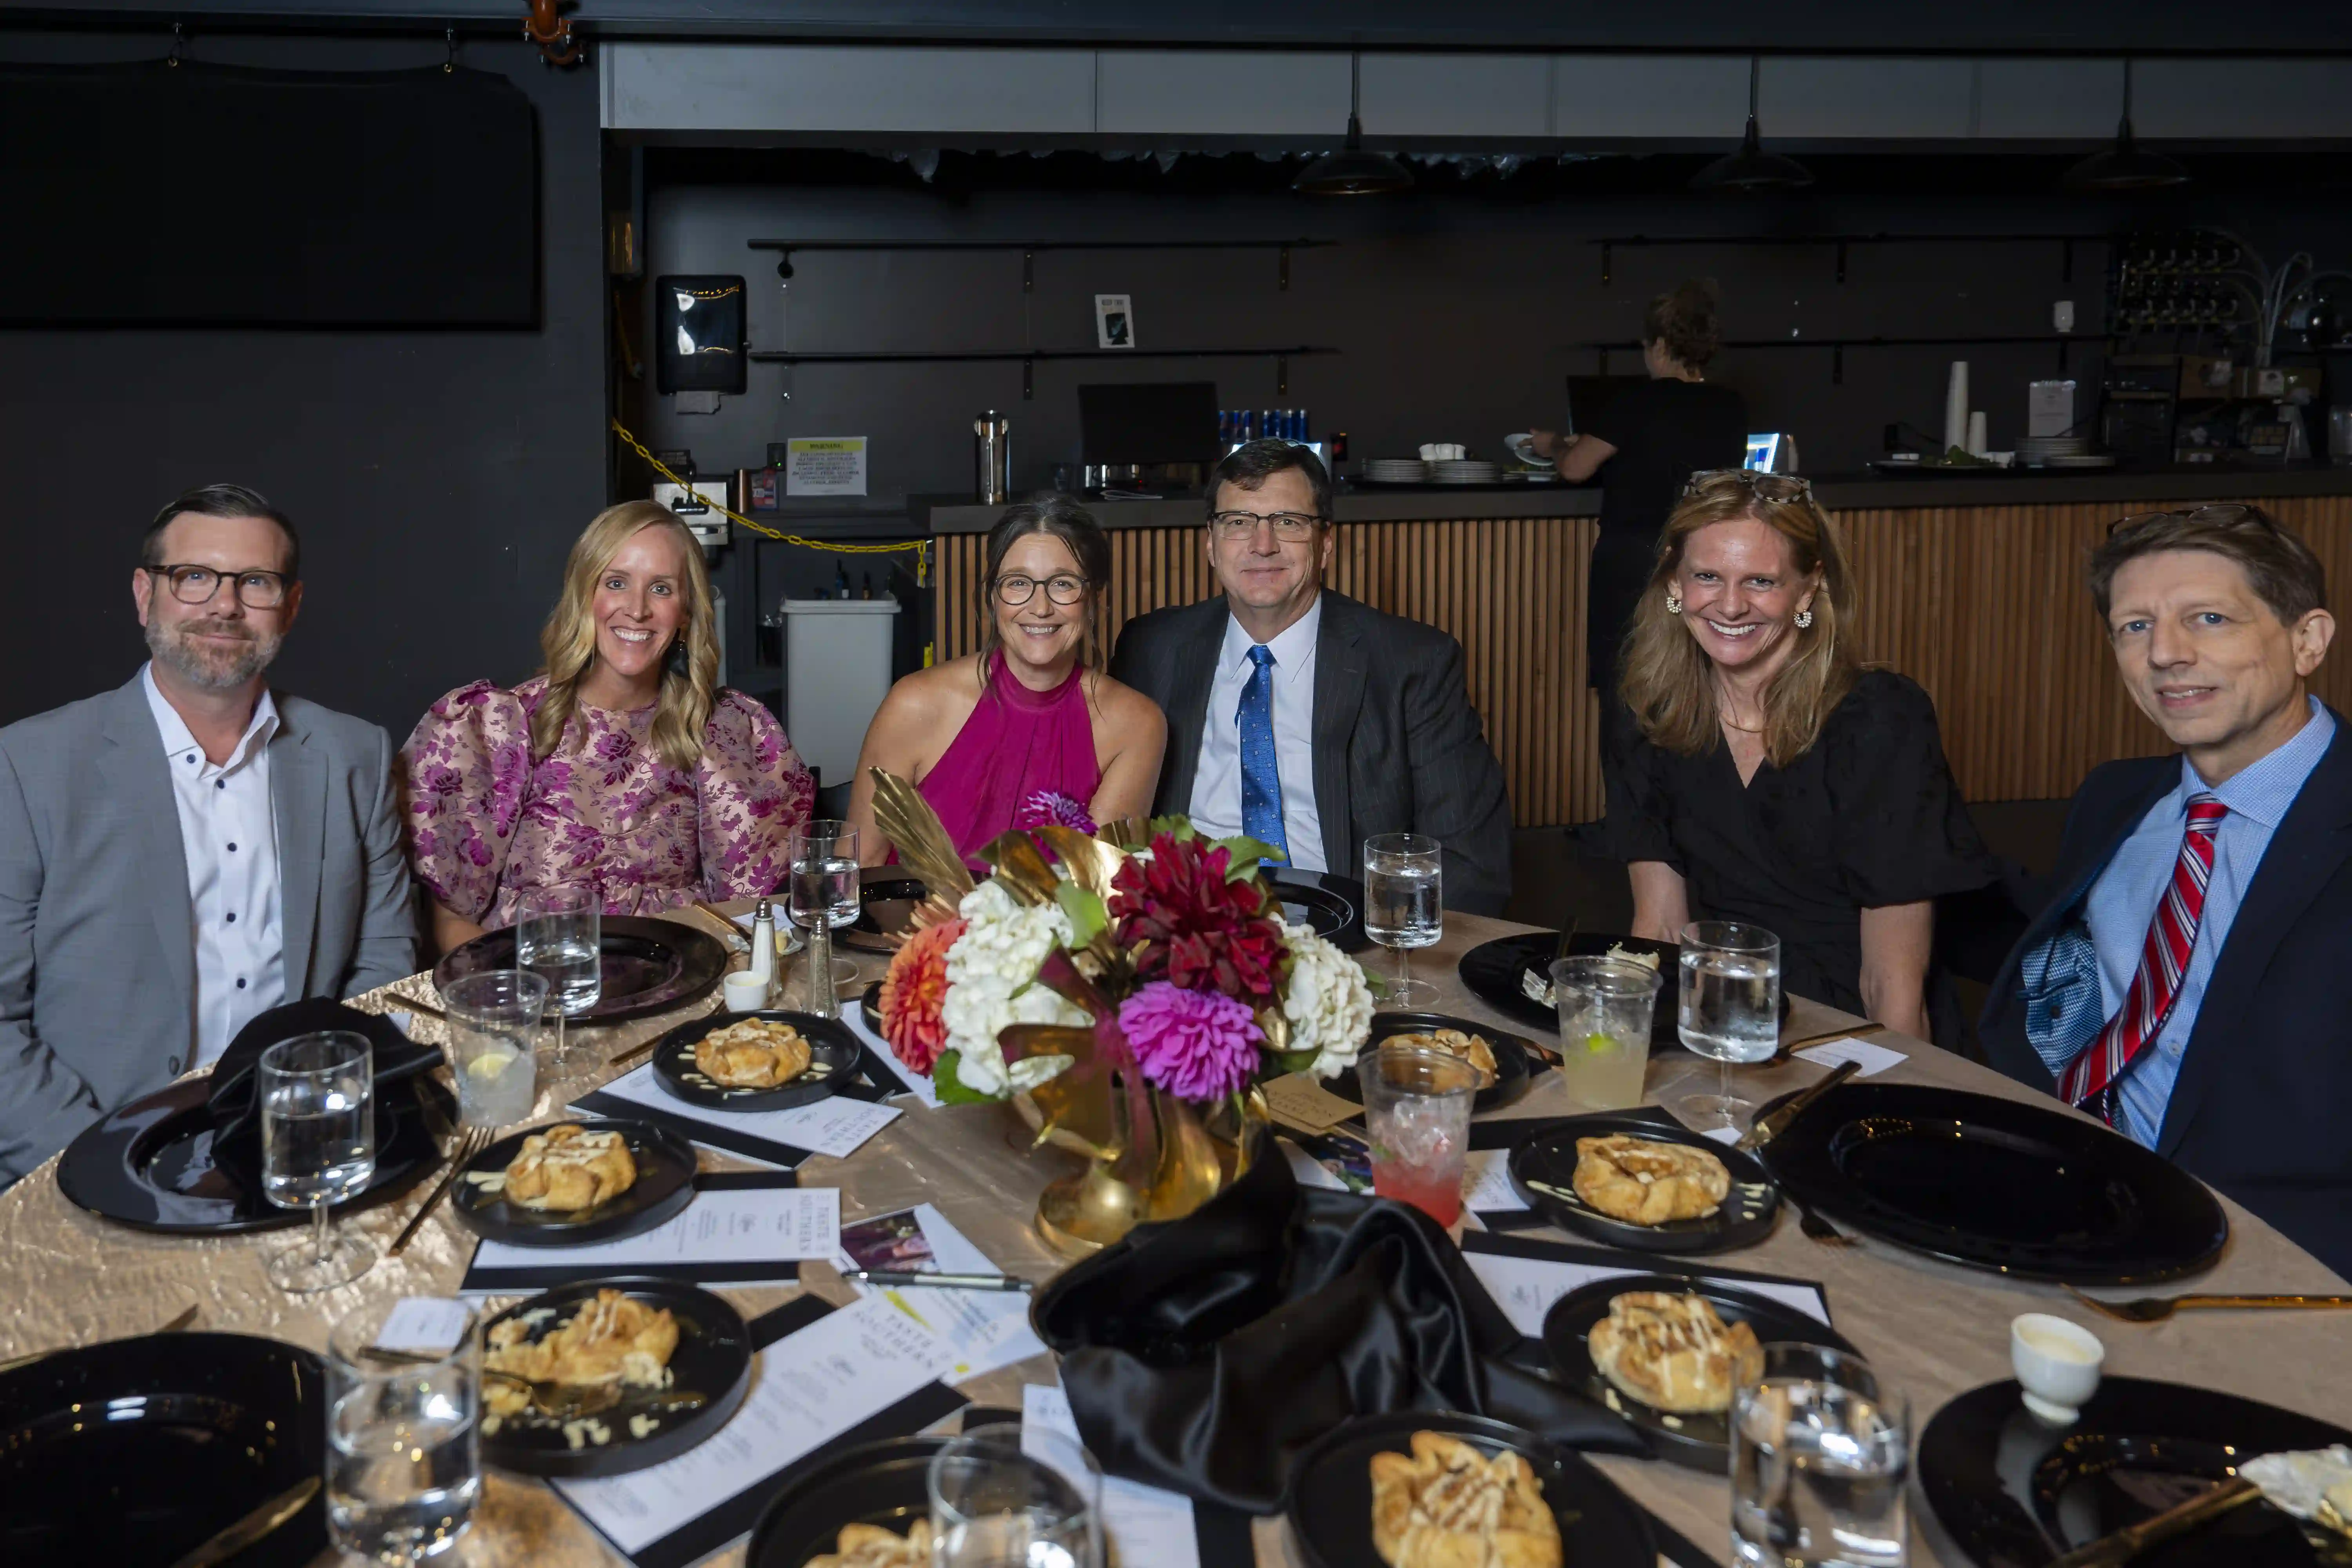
[
  {"xmin": 1682, "ymin": 469, "xmax": 1813, "ymax": 503},
  {"xmin": 993, "ymin": 573, "xmax": 1089, "ymax": 606},
  {"xmin": 1208, "ymin": 510, "xmax": 1323, "ymax": 541},
  {"xmin": 144, "ymin": 563, "xmax": 296, "ymax": 608},
  {"xmin": 2106, "ymin": 504, "xmax": 2269, "ymax": 537}
]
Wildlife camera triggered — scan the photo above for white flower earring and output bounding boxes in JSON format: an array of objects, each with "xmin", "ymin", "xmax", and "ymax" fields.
[
  {"xmin": 1664, "ymin": 590, "xmax": 1684, "ymax": 615},
  {"xmin": 1795, "ymin": 606, "xmax": 1814, "ymax": 629}
]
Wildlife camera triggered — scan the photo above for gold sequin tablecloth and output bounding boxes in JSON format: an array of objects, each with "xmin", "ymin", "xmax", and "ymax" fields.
[{"xmin": 2, "ymin": 907, "xmax": 2347, "ymax": 1566}]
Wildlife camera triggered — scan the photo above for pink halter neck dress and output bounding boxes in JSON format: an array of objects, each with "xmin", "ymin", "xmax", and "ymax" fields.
[{"xmin": 916, "ymin": 655, "xmax": 1103, "ymax": 865}]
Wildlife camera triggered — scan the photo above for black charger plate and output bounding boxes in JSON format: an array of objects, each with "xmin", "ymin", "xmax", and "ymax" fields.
[
  {"xmin": 1284, "ymin": 1410, "xmax": 1655, "ymax": 1568},
  {"xmin": 1267, "ymin": 868, "xmax": 1371, "ymax": 953},
  {"xmin": 480, "ymin": 1277, "xmax": 752, "ymax": 1478},
  {"xmin": 1329, "ymin": 1012, "xmax": 1535, "ymax": 1114},
  {"xmin": 435, "ymin": 915, "xmax": 729, "ymax": 1023},
  {"xmin": 1506, "ymin": 1112, "xmax": 1780, "ymax": 1254},
  {"xmin": 56, "ymin": 1074, "xmax": 453, "ymax": 1235},
  {"xmin": 0, "ymin": 1331, "xmax": 326, "ymax": 1568},
  {"xmin": 846, "ymin": 875, "xmax": 931, "ymax": 953},
  {"xmin": 1754, "ymin": 1082, "xmax": 2230, "ymax": 1285},
  {"xmin": 1459, "ymin": 931, "xmax": 1789, "ymax": 1041},
  {"xmin": 1541, "ymin": 1273, "xmax": 1854, "ymax": 1471},
  {"xmin": 651, "ymin": 1010, "xmax": 865, "ymax": 1112},
  {"xmin": 860, "ymin": 980, "xmax": 885, "ymax": 1035},
  {"xmin": 452, "ymin": 1118, "xmax": 698, "ymax": 1247},
  {"xmin": 745, "ymin": 1434, "xmax": 945, "ymax": 1567},
  {"xmin": 1919, "ymin": 1377, "xmax": 2352, "ymax": 1568}
]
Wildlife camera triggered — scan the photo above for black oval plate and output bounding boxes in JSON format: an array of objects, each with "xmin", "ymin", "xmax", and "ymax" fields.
[
  {"xmin": 1919, "ymin": 1376, "xmax": 2352, "ymax": 1568},
  {"xmin": 651, "ymin": 1010, "xmax": 864, "ymax": 1112},
  {"xmin": 436, "ymin": 915, "xmax": 729, "ymax": 1024},
  {"xmin": 860, "ymin": 979, "xmax": 885, "ymax": 1036},
  {"xmin": 845, "ymin": 875, "xmax": 930, "ymax": 953},
  {"xmin": 452, "ymin": 1118, "xmax": 698, "ymax": 1247},
  {"xmin": 1541, "ymin": 1273, "xmax": 1856, "ymax": 1471},
  {"xmin": 1754, "ymin": 1082, "xmax": 2230, "ymax": 1285},
  {"xmin": 745, "ymin": 1434, "xmax": 945, "ymax": 1568},
  {"xmin": 1459, "ymin": 931, "xmax": 1789, "ymax": 1043},
  {"xmin": 1267, "ymin": 869, "xmax": 1371, "ymax": 954},
  {"xmin": 0, "ymin": 1331, "xmax": 326, "ymax": 1568},
  {"xmin": 479, "ymin": 1277, "xmax": 751, "ymax": 1478},
  {"xmin": 1506, "ymin": 1112, "xmax": 1780, "ymax": 1254},
  {"xmin": 1284, "ymin": 1410, "xmax": 1655, "ymax": 1568},
  {"xmin": 1329, "ymin": 1012, "xmax": 1535, "ymax": 1114},
  {"xmin": 56, "ymin": 1074, "xmax": 453, "ymax": 1235}
]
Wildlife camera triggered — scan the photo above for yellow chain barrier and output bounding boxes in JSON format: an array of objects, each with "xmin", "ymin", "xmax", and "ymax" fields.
[{"xmin": 610, "ymin": 419, "xmax": 928, "ymax": 570}]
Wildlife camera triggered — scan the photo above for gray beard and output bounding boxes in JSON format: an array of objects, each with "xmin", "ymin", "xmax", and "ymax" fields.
[{"xmin": 147, "ymin": 615, "xmax": 279, "ymax": 692}]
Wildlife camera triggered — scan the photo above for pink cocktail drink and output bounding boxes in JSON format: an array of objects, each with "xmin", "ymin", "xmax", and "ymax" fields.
[
  {"xmin": 1360, "ymin": 1042, "xmax": 1480, "ymax": 1230},
  {"xmin": 1372, "ymin": 1155, "xmax": 1465, "ymax": 1227}
]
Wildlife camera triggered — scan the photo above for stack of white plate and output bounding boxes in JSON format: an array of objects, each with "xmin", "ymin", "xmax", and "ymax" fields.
[
  {"xmin": 1361, "ymin": 459, "xmax": 1429, "ymax": 483},
  {"xmin": 2017, "ymin": 436, "xmax": 2113, "ymax": 468},
  {"xmin": 1430, "ymin": 460, "xmax": 1501, "ymax": 485}
]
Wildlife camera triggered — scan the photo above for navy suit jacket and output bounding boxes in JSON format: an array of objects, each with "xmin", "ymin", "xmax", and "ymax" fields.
[{"xmin": 1980, "ymin": 709, "xmax": 2352, "ymax": 1278}]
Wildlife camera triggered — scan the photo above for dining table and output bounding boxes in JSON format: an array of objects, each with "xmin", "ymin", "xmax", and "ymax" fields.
[{"xmin": 3, "ymin": 902, "xmax": 2347, "ymax": 1568}]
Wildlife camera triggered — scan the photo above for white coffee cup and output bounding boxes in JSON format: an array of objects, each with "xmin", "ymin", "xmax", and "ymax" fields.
[
  {"xmin": 722, "ymin": 972, "xmax": 772, "ymax": 1013},
  {"xmin": 2011, "ymin": 1313, "xmax": 2104, "ymax": 1424}
]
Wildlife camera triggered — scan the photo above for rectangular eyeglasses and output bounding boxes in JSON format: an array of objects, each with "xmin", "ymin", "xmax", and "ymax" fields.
[{"xmin": 145, "ymin": 563, "xmax": 295, "ymax": 608}]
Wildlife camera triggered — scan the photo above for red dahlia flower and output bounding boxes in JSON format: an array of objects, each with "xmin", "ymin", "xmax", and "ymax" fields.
[{"xmin": 1109, "ymin": 833, "xmax": 1287, "ymax": 1004}]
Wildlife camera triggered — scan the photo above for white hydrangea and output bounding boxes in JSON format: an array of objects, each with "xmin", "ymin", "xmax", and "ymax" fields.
[
  {"xmin": 1281, "ymin": 922, "xmax": 1374, "ymax": 1079},
  {"xmin": 940, "ymin": 880, "xmax": 1091, "ymax": 1097}
]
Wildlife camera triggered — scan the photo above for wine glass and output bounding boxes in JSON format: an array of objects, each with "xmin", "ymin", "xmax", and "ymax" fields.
[
  {"xmin": 1362, "ymin": 832, "xmax": 1443, "ymax": 1009},
  {"xmin": 260, "ymin": 1030, "xmax": 376, "ymax": 1293},
  {"xmin": 788, "ymin": 820, "xmax": 860, "ymax": 1021},
  {"xmin": 516, "ymin": 885, "xmax": 599, "ymax": 1071},
  {"xmin": 1672, "ymin": 921, "xmax": 1782, "ymax": 1131}
]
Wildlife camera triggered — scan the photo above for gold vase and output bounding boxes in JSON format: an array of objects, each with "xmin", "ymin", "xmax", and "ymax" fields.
[{"xmin": 1033, "ymin": 1080, "xmax": 1266, "ymax": 1259}]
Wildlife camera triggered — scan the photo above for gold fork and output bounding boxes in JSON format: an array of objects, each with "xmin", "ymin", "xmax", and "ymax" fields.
[
  {"xmin": 2065, "ymin": 1283, "xmax": 2352, "ymax": 1323},
  {"xmin": 388, "ymin": 1124, "xmax": 498, "ymax": 1256}
]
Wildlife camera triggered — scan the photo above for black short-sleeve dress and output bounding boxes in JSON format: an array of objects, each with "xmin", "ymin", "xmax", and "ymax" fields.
[{"xmin": 1605, "ymin": 670, "xmax": 1998, "ymax": 1038}]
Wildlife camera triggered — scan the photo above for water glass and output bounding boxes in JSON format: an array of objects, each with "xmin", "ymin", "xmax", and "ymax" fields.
[
  {"xmin": 517, "ymin": 884, "xmax": 600, "ymax": 1067},
  {"xmin": 1359, "ymin": 1042, "xmax": 1480, "ymax": 1227},
  {"xmin": 1550, "ymin": 955, "xmax": 1662, "ymax": 1110},
  {"xmin": 260, "ymin": 1030, "xmax": 376, "ymax": 1293},
  {"xmin": 441, "ymin": 968, "xmax": 546, "ymax": 1128},
  {"xmin": 929, "ymin": 1426, "xmax": 1100, "ymax": 1568},
  {"xmin": 788, "ymin": 820, "xmax": 860, "ymax": 1022},
  {"xmin": 1362, "ymin": 831, "xmax": 1443, "ymax": 1008},
  {"xmin": 1732, "ymin": 1344, "xmax": 1910, "ymax": 1568},
  {"xmin": 1675, "ymin": 921, "xmax": 1782, "ymax": 1131},
  {"xmin": 327, "ymin": 1296, "xmax": 482, "ymax": 1564}
]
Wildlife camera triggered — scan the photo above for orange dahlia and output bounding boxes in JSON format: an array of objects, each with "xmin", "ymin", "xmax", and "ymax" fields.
[{"xmin": 879, "ymin": 916, "xmax": 964, "ymax": 1075}]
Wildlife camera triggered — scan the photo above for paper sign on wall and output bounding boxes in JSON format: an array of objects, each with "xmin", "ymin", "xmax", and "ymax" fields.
[{"xmin": 785, "ymin": 436, "xmax": 868, "ymax": 497}]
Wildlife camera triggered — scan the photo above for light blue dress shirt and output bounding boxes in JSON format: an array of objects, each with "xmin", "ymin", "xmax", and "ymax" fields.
[{"xmin": 2084, "ymin": 696, "xmax": 2335, "ymax": 1145}]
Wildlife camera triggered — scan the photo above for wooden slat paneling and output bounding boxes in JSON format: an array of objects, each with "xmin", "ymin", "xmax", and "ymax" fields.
[{"xmin": 935, "ymin": 496, "xmax": 2352, "ymax": 827}]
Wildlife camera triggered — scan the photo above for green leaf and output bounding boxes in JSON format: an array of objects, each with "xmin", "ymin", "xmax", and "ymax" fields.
[
  {"xmin": 928, "ymin": 1050, "xmax": 1002, "ymax": 1105},
  {"xmin": 1358, "ymin": 963, "xmax": 1391, "ymax": 1000},
  {"xmin": 1146, "ymin": 815, "xmax": 1196, "ymax": 842},
  {"xmin": 1270, "ymin": 1047, "xmax": 1321, "ymax": 1077},
  {"xmin": 1055, "ymin": 882, "xmax": 1107, "ymax": 948},
  {"xmin": 1209, "ymin": 835, "xmax": 1285, "ymax": 881}
]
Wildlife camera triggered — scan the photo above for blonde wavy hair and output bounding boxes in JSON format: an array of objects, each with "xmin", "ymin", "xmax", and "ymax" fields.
[
  {"xmin": 531, "ymin": 501, "xmax": 722, "ymax": 772},
  {"xmin": 1617, "ymin": 475, "xmax": 1859, "ymax": 770}
]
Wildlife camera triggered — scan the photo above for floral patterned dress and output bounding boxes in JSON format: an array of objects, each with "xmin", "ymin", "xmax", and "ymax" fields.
[{"xmin": 399, "ymin": 675, "xmax": 814, "ymax": 929}]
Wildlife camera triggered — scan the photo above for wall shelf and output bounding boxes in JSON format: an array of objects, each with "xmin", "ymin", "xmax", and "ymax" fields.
[
  {"xmin": 1573, "ymin": 332, "xmax": 2114, "ymax": 383},
  {"xmin": 747, "ymin": 237, "xmax": 1335, "ymax": 291},
  {"xmin": 1590, "ymin": 232, "xmax": 2110, "ymax": 285},
  {"xmin": 747, "ymin": 345, "xmax": 1339, "ymax": 397}
]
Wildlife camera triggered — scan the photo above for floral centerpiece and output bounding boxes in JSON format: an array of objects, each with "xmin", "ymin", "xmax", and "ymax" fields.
[{"xmin": 868, "ymin": 776, "xmax": 1373, "ymax": 1252}]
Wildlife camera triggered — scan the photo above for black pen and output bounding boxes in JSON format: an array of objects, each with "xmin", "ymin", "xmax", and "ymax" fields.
[{"xmin": 847, "ymin": 1268, "xmax": 1034, "ymax": 1294}]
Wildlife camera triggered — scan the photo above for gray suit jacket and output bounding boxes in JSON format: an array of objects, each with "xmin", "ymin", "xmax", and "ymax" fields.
[
  {"xmin": 1108, "ymin": 592, "xmax": 1514, "ymax": 915},
  {"xmin": 0, "ymin": 673, "xmax": 416, "ymax": 1180}
]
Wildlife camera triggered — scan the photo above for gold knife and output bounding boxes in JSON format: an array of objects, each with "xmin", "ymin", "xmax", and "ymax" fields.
[
  {"xmin": 1736, "ymin": 1059, "xmax": 1862, "ymax": 1151},
  {"xmin": 163, "ymin": 1475, "xmax": 320, "ymax": 1568},
  {"xmin": 2044, "ymin": 1476, "xmax": 2260, "ymax": 1568}
]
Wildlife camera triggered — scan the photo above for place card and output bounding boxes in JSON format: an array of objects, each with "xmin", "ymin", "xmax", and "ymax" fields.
[
  {"xmin": 1794, "ymin": 1036, "xmax": 1909, "ymax": 1077},
  {"xmin": 1024, "ymin": 1383, "xmax": 1201, "ymax": 1568},
  {"xmin": 843, "ymin": 1006, "xmax": 944, "ymax": 1109},
  {"xmin": 1262, "ymin": 1071, "xmax": 1362, "ymax": 1134},
  {"xmin": 555, "ymin": 1293, "xmax": 966, "ymax": 1568},
  {"xmin": 461, "ymin": 1174, "xmax": 838, "ymax": 1292},
  {"xmin": 1458, "ymin": 1231, "xmax": 1832, "ymax": 1338},
  {"xmin": 373, "ymin": 1296, "xmax": 472, "ymax": 1356},
  {"xmin": 580, "ymin": 1063, "xmax": 902, "ymax": 1166},
  {"xmin": 837, "ymin": 1202, "xmax": 1046, "ymax": 1380},
  {"xmin": 1462, "ymin": 1147, "xmax": 1530, "ymax": 1214}
]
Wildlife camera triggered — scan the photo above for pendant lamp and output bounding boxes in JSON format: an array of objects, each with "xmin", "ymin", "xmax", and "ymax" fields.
[
  {"xmin": 1294, "ymin": 53, "xmax": 1413, "ymax": 196},
  {"xmin": 1691, "ymin": 58, "xmax": 1813, "ymax": 192},
  {"xmin": 2063, "ymin": 59, "xmax": 2190, "ymax": 192}
]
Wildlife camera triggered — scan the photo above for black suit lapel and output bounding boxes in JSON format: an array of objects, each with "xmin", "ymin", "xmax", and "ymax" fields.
[
  {"xmin": 1157, "ymin": 599, "xmax": 1228, "ymax": 816},
  {"xmin": 2161, "ymin": 720, "xmax": 2352, "ymax": 1157},
  {"xmin": 1312, "ymin": 594, "xmax": 1367, "ymax": 875}
]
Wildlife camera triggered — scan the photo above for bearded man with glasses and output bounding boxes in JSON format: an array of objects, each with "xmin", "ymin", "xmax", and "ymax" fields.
[
  {"xmin": 0, "ymin": 484, "xmax": 414, "ymax": 1182},
  {"xmin": 1108, "ymin": 439, "xmax": 1512, "ymax": 914}
]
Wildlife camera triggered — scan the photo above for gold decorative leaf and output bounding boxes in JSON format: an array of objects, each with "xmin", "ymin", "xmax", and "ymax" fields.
[
  {"xmin": 1098, "ymin": 815, "xmax": 1153, "ymax": 851},
  {"xmin": 1034, "ymin": 826, "xmax": 1127, "ymax": 901},
  {"xmin": 1254, "ymin": 1004, "xmax": 1290, "ymax": 1057},
  {"xmin": 868, "ymin": 769, "xmax": 975, "ymax": 906},
  {"xmin": 978, "ymin": 831, "xmax": 1060, "ymax": 907}
]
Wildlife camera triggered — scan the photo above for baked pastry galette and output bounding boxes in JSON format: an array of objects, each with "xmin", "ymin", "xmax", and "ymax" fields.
[
  {"xmin": 1368, "ymin": 1430, "xmax": 1563, "ymax": 1568},
  {"xmin": 1587, "ymin": 1291, "xmax": 1762, "ymax": 1415},
  {"xmin": 502, "ymin": 1123, "xmax": 638, "ymax": 1212},
  {"xmin": 1570, "ymin": 1134, "xmax": 1730, "ymax": 1226},
  {"xmin": 693, "ymin": 1017, "xmax": 814, "ymax": 1088}
]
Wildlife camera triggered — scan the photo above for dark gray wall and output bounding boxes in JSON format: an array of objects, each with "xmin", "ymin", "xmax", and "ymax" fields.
[
  {"xmin": 638, "ymin": 158, "xmax": 2347, "ymax": 503},
  {"xmin": 1, "ymin": 29, "xmax": 605, "ymax": 741}
]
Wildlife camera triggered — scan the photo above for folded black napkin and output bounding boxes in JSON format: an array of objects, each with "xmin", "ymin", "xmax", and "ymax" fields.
[
  {"xmin": 205, "ymin": 997, "xmax": 442, "ymax": 1171},
  {"xmin": 1032, "ymin": 1132, "xmax": 1647, "ymax": 1512}
]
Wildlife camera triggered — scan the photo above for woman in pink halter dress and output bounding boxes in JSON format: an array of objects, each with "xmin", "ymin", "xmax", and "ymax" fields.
[{"xmin": 848, "ymin": 501, "xmax": 1166, "ymax": 867}]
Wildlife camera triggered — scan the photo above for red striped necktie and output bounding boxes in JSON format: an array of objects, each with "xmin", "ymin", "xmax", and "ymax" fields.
[{"xmin": 2058, "ymin": 793, "xmax": 2228, "ymax": 1123}]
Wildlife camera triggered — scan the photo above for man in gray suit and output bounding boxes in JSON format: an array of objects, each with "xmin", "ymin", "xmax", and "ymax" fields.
[
  {"xmin": 0, "ymin": 485, "xmax": 414, "ymax": 1181},
  {"xmin": 1109, "ymin": 441, "xmax": 1514, "ymax": 915}
]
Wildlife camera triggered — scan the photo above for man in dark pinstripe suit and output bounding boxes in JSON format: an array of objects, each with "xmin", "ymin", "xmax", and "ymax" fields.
[{"xmin": 1108, "ymin": 441, "xmax": 1514, "ymax": 916}]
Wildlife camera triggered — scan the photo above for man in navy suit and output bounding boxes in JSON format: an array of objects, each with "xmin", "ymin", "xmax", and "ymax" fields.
[{"xmin": 1980, "ymin": 505, "xmax": 2350, "ymax": 1275}]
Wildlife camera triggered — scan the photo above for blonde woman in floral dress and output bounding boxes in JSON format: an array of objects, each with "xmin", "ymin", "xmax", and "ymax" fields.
[{"xmin": 400, "ymin": 501, "xmax": 814, "ymax": 955}]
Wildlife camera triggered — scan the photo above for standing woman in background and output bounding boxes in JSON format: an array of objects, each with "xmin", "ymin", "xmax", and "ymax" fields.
[{"xmin": 1530, "ymin": 280, "xmax": 1748, "ymax": 688}]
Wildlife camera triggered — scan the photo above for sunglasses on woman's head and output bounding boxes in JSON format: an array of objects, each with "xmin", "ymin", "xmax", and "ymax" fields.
[
  {"xmin": 2106, "ymin": 504, "xmax": 2269, "ymax": 537},
  {"xmin": 1682, "ymin": 469, "xmax": 1813, "ymax": 503}
]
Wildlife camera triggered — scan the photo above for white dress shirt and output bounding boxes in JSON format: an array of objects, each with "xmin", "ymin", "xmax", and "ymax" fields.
[
  {"xmin": 143, "ymin": 664, "xmax": 285, "ymax": 1068},
  {"xmin": 1189, "ymin": 593, "xmax": 1328, "ymax": 871}
]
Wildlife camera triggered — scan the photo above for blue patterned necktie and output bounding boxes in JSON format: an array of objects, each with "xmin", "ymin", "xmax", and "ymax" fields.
[{"xmin": 1237, "ymin": 644, "xmax": 1288, "ymax": 864}]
